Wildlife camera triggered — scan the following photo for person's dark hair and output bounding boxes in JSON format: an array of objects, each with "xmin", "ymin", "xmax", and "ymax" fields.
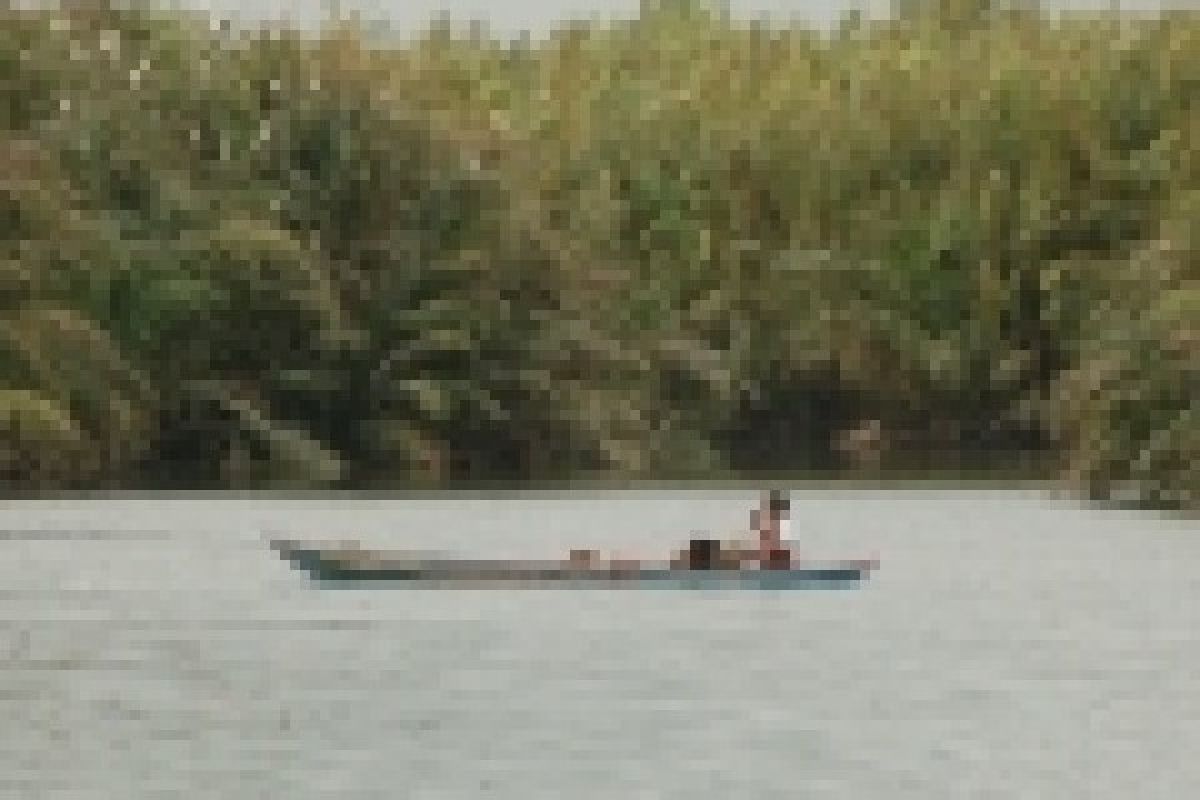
[
  {"xmin": 768, "ymin": 490, "xmax": 789, "ymax": 513},
  {"xmin": 688, "ymin": 538, "xmax": 720, "ymax": 570}
]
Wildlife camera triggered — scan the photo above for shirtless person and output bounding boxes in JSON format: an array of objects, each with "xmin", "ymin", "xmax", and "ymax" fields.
[{"xmin": 728, "ymin": 489, "xmax": 793, "ymax": 569}]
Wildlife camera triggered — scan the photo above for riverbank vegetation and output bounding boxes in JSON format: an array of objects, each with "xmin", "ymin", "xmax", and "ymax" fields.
[{"xmin": 1, "ymin": 0, "xmax": 1195, "ymax": 510}]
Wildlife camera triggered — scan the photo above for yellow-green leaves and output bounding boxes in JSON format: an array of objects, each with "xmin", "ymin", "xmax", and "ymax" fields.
[{"xmin": 1, "ymin": 2, "xmax": 1196, "ymax": 505}]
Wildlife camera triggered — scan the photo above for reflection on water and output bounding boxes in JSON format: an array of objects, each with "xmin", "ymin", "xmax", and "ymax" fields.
[{"xmin": 0, "ymin": 490, "xmax": 1196, "ymax": 798}]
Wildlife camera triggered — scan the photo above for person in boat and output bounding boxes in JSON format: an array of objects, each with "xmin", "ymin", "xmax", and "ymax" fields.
[
  {"xmin": 728, "ymin": 489, "xmax": 794, "ymax": 569},
  {"xmin": 667, "ymin": 535, "xmax": 723, "ymax": 570},
  {"xmin": 687, "ymin": 537, "xmax": 722, "ymax": 570},
  {"xmin": 570, "ymin": 490, "xmax": 795, "ymax": 573},
  {"xmin": 761, "ymin": 489, "xmax": 795, "ymax": 568}
]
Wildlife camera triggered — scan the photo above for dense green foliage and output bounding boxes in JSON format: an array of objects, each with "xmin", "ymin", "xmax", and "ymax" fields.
[{"xmin": 1, "ymin": 1, "xmax": 1195, "ymax": 509}]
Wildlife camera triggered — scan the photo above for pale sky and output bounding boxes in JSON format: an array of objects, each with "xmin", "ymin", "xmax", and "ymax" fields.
[{"xmin": 147, "ymin": 0, "xmax": 1185, "ymax": 39}]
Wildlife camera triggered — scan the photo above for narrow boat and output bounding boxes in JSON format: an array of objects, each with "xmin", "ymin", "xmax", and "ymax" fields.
[{"xmin": 270, "ymin": 540, "xmax": 876, "ymax": 590}]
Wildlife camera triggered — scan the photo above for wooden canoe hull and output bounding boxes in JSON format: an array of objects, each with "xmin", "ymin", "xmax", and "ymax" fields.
[{"xmin": 272, "ymin": 540, "xmax": 875, "ymax": 589}]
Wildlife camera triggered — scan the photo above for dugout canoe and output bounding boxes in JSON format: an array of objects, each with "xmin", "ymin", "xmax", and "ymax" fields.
[{"xmin": 271, "ymin": 539, "xmax": 876, "ymax": 589}]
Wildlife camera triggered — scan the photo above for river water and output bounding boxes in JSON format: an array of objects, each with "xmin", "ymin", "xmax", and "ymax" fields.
[{"xmin": 1, "ymin": 489, "xmax": 1196, "ymax": 798}]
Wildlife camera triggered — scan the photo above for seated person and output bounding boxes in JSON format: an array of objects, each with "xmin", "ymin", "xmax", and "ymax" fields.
[
  {"xmin": 726, "ymin": 489, "xmax": 795, "ymax": 568},
  {"xmin": 686, "ymin": 537, "xmax": 722, "ymax": 570}
]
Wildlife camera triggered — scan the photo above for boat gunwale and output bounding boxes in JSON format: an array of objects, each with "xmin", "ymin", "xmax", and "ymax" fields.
[{"xmin": 271, "ymin": 539, "xmax": 876, "ymax": 584}]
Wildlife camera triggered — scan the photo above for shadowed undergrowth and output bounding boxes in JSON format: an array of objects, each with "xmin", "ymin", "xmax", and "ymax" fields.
[{"xmin": 1, "ymin": 0, "xmax": 1195, "ymax": 510}]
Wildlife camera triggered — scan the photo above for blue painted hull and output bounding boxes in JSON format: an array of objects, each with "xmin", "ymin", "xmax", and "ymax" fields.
[{"xmin": 273, "ymin": 541, "xmax": 874, "ymax": 590}]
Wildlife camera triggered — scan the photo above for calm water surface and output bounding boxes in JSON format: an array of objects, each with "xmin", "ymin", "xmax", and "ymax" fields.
[{"xmin": 1, "ymin": 490, "xmax": 1197, "ymax": 798}]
